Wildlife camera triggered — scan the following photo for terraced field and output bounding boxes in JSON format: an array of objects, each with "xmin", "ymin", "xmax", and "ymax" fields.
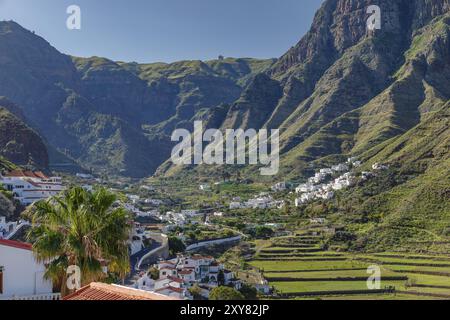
[{"xmin": 248, "ymin": 231, "xmax": 450, "ymax": 300}]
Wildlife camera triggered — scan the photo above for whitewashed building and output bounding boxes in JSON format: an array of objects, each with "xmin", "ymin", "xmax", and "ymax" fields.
[
  {"xmin": 271, "ymin": 182, "xmax": 287, "ymax": 192},
  {"xmin": 0, "ymin": 239, "xmax": 54, "ymax": 299},
  {"xmin": 0, "ymin": 170, "xmax": 63, "ymax": 206}
]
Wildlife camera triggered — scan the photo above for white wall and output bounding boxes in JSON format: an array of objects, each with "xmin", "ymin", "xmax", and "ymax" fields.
[
  {"xmin": 0, "ymin": 245, "xmax": 53, "ymax": 298},
  {"xmin": 185, "ymin": 236, "xmax": 242, "ymax": 251}
]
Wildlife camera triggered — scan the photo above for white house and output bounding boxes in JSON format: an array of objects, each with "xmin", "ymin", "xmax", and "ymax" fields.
[
  {"xmin": 76, "ymin": 173, "xmax": 94, "ymax": 179},
  {"xmin": 296, "ymin": 183, "xmax": 319, "ymax": 193},
  {"xmin": 154, "ymin": 286, "xmax": 188, "ymax": 299},
  {"xmin": 135, "ymin": 273, "xmax": 155, "ymax": 292},
  {"xmin": 271, "ymin": 182, "xmax": 287, "ymax": 192},
  {"xmin": 372, "ymin": 163, "xmax": 389, "ymax": 171},
  {"xmin": 159, "ymin": 266, "xmax": 178, "ymax": 279},
  {"xmin": 149, "ymin": 254, "xmax": 241, "ymax": 299},
  {"xmin": 181, "ymin": 210, "xmax": 200, "ymax": 217},
  {"xmin": 318, "ymin": 191, "xmax": 334, "ymax": 200},
  {"xmin": 0, "ymin": 170, "xmax": 63, "ymax": 206},
  {"xmin": 320, "ymin": 168, "xmax": 333, "ymax": 175},
  {"xmin": 332, "ymin": 163, "xmax": 349, "ymax": 172},
  {"xmin": 229, "ymin": 202, "xmax": 243, "ymax": 210},
  {"xmin": 0, "ymin": 239, "xmax": 53, "ymax": 299}
]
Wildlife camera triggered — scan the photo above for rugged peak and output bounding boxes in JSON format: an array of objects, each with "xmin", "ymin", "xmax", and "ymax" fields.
[{"xmin": 271, "ymin": 0, "xmax": 450, "ymax": 78}]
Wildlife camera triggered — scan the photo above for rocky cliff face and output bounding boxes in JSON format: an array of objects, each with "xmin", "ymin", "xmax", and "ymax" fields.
[
  {"xmin": 0, "ymin": 97, "xmax": 49, "ymax": 168},
  {"xmin": 0, "ymin": 21, "xmax": 272, "ymax": 177},
  {"xmin": 0, "ymin": 0, "xmax": 448, "ymax": 179},
  {"xmin": 158, "ymin": 0, "xmax": 449, "ymax": 178}
]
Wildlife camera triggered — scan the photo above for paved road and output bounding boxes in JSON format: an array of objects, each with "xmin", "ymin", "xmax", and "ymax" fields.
[{"xmin": 129, "ymin": 240, "xmax": 161, "ymax": 274}]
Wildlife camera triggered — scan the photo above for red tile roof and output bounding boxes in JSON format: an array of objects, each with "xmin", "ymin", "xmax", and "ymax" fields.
[
  {"xmin": 4, "ymin": 170, "xmax": 49, "ymax": 179},
  {"xmin": 160, "ymin": 266, "xmax": 176, "ymax": 270},
  {"xmin": 155, "ymin": 286, "xmax": 185, "ymax": 294},
  {"xmin": 191, "ymin": 255, "xmax": 213, "ymax": 260},
  {"xmin": 178, "ymin": 270, "xmax": 194, "ymax": 275},
  {"xmin": 167, "ymin": 276, "xmax": 184, "ymax": 284},
  {"xmin": 63, "ymin": 282, "xmax": 180, "ymax": 300},
  {"xmin": 0, "ymin": 239, "xmax": 32, "ymax": 251},
  {"xmin": 159, "ymin": 260, "xmax": 176, "ymax": 265}
]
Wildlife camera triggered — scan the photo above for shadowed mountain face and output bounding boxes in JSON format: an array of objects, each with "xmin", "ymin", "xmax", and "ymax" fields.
[
  {"xmin": 0, "ymin": 21, "xmax": 273, "ymax": 177},
  {"xmin": 159, "ymin": 0, "xmax": 450, "ymax": 177},
  {"xmin": 0, "ymin": 97, "xmax": 48, "ymax": 169},
  {"xmin": 0, "ymin": 0, "xmax": 449, "ymax": 179}
]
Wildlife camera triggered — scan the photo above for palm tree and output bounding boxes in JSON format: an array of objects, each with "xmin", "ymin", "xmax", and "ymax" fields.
[{"xmin": 26, "ymin": 187, "xmax": 131, "ymax": 296}]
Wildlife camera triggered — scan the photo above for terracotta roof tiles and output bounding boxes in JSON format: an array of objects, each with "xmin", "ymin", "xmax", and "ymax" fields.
[
  {"xmin": 0, "ymin": 239, "xmax": 33, "ymax": 251},
  {"xmin": 63, "ymin": 282, "xmax": 179, "ymax": 300}
]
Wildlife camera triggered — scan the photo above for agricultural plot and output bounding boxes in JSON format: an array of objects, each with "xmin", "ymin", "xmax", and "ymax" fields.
[
  {"xmin": 264, "ymin": 269, "xmax": 400, "ymax": 280},
  {"xmin": 359, "ymin": 254, "xmax": 450, "ymax": 298},
  {"xmin": 250, "ymin": 259, "xmax": 366, "ymax": 272},
  {"xmin": 249, "ymin": 230, "xmax": 450, "ymax": 300},
  {"xmin": 273, "ymin": 280, "xmax": 406, "ymax": 294}
]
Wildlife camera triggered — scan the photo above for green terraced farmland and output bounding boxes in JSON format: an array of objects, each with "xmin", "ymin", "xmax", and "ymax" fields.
[
  {"xmin": 258, "ymin": 252, "xmax": 344, "ymax": 258},
  {"xmin": 404, "ymin": 273, "xmax": 450, "ymax": 287},
  {"xmin": 356, "ymin": 255, "xmax": 450, "ymax": 267},
  {"xmin": 321, "ymin": 294, "xmax": 445, "ymax": 300},
  {"xmin": 273, "ymin": 280, "xmax": 407, "ymax": 294},
  {"xmin": 372, "ymin": 252, "xmax": 450, "ymax": 261},
  {"xmin": 249, "ymin": 259, "xmax": 367, "ymax": 272},
  {"xmin": 401, "ymin": 286, "xmax": 450, "ymax": 297},
  {"xmin": 260, "ymin": 246, "xmax": 321, "ymax": 252},
  {"xmin": 252, "ymin": 231, "xmax": 450, "ymax": 299},
  {"xmin": 384, "ymin": 265, "xmax": 450, "ymax": 274},
  {"xmin": 264, "ymin": 268, "xmax": 401, "ymax": 280}
]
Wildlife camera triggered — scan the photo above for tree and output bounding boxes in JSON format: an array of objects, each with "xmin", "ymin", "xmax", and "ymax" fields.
[
  {"xmin": 239, "ymin": 284, "xmax": 258, "ymax": 300},
  {"xmin": 168, "ymin": 236, "xmax": 186, "ymax": 256},
  {"xmin": 254, "ymin": 226, "xmax": 274, "ymax": 239},
  {"xmin": 26, "ymin": 187, "xmax": 131, "ymax": 296},
  {"xmin": 189, "ymin": 284, "xmax": 204, "ymax": 300},
  {"xmin": 147, "ymin": 267, "xmax": 159, "ymax": 280},
  {"xmin": 209, "ymin": 286, "xmax": 245, "ymax": 300},
  {"xmin": 217, "ymin": 270, "xmax": 225, "ymax": 286}
]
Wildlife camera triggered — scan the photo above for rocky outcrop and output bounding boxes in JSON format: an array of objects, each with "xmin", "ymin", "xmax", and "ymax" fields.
[{"xmin": 0, "ymin": 97, "xmax": 48, "ymax": 168}]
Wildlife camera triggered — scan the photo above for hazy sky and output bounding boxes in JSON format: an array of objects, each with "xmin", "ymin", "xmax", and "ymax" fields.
[{"xmin": 0, "ymin": 0, "xmax": 324, "ymax": 63}]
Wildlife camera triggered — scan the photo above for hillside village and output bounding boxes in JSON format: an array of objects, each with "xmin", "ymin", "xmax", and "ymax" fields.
[
  {"xmin": 2, "ymin": 150, "xmax": 447, "ymax": 302},
  {"xmin": 133, "ymin": 254, "xmax": 242, "ymax": 299},
  {"xmin": 0, "ymin": 0, "xmax": 449, "ymax": 302},
  {"xmin": 292, "ymin": 158, "xmax": 388, "ymax": 206}
]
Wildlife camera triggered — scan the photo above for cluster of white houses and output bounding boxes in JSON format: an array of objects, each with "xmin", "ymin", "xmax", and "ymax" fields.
[
  {"xmin": 229, "ymin": 195, "xmax": 285, "ymax": 210},
  {"xmin": 294, "ymin": 159, "xmax": 389, "ymax": 206},
  {"xmin": 158, "ymin": 210, "xmax": 202, "ymax": 228},
  {"xmin": 0, "ymin": 170, "xmax": 64, "ymax": 206},
  {"xmin": 133, "ymin": 254, "xmax": 241, "ymax": 299},
  {"xmin": 294, "ymin": 159, "xmax": 360, "ymax": 206}
]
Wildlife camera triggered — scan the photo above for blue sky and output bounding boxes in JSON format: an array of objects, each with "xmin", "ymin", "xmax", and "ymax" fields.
[{"xmin": 0, "ymin": 0, "xmax": 324, "ymax": 63}]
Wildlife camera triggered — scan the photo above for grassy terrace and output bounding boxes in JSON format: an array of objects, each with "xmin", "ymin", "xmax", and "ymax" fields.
[
  {"xmin": 273, "ymin": 280, "xmax": 406, "ymax": 294},
  {"xmin": 248, "ymin": 230, "xmax": 450, "ymax": 300},
  {"xmin": 250, "ymin": 260, "xmax": 366, "ymax": 272},
  {"xmin": 264, "ymin": 269, "xmax": 400, "ymax": 279}
]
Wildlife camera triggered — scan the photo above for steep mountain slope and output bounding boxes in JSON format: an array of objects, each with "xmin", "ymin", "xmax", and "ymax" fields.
[
  {"xmin": 318, "ymin": 103, "xmax": 450, "ymax": 251},
  {"xmin": 158, "ymin": 0, "xmax": 449, "ymax": 180},
  {"xmin": 279, "ymin": 13, "xmax": 450, "ymax": 178},
  {"xmin": 0, "ymin": 21, "xmax": 272, "ymax": 177},
  {"xmin": 0, "ymin": 97, "xmax": 48, "ymax": 168}
]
